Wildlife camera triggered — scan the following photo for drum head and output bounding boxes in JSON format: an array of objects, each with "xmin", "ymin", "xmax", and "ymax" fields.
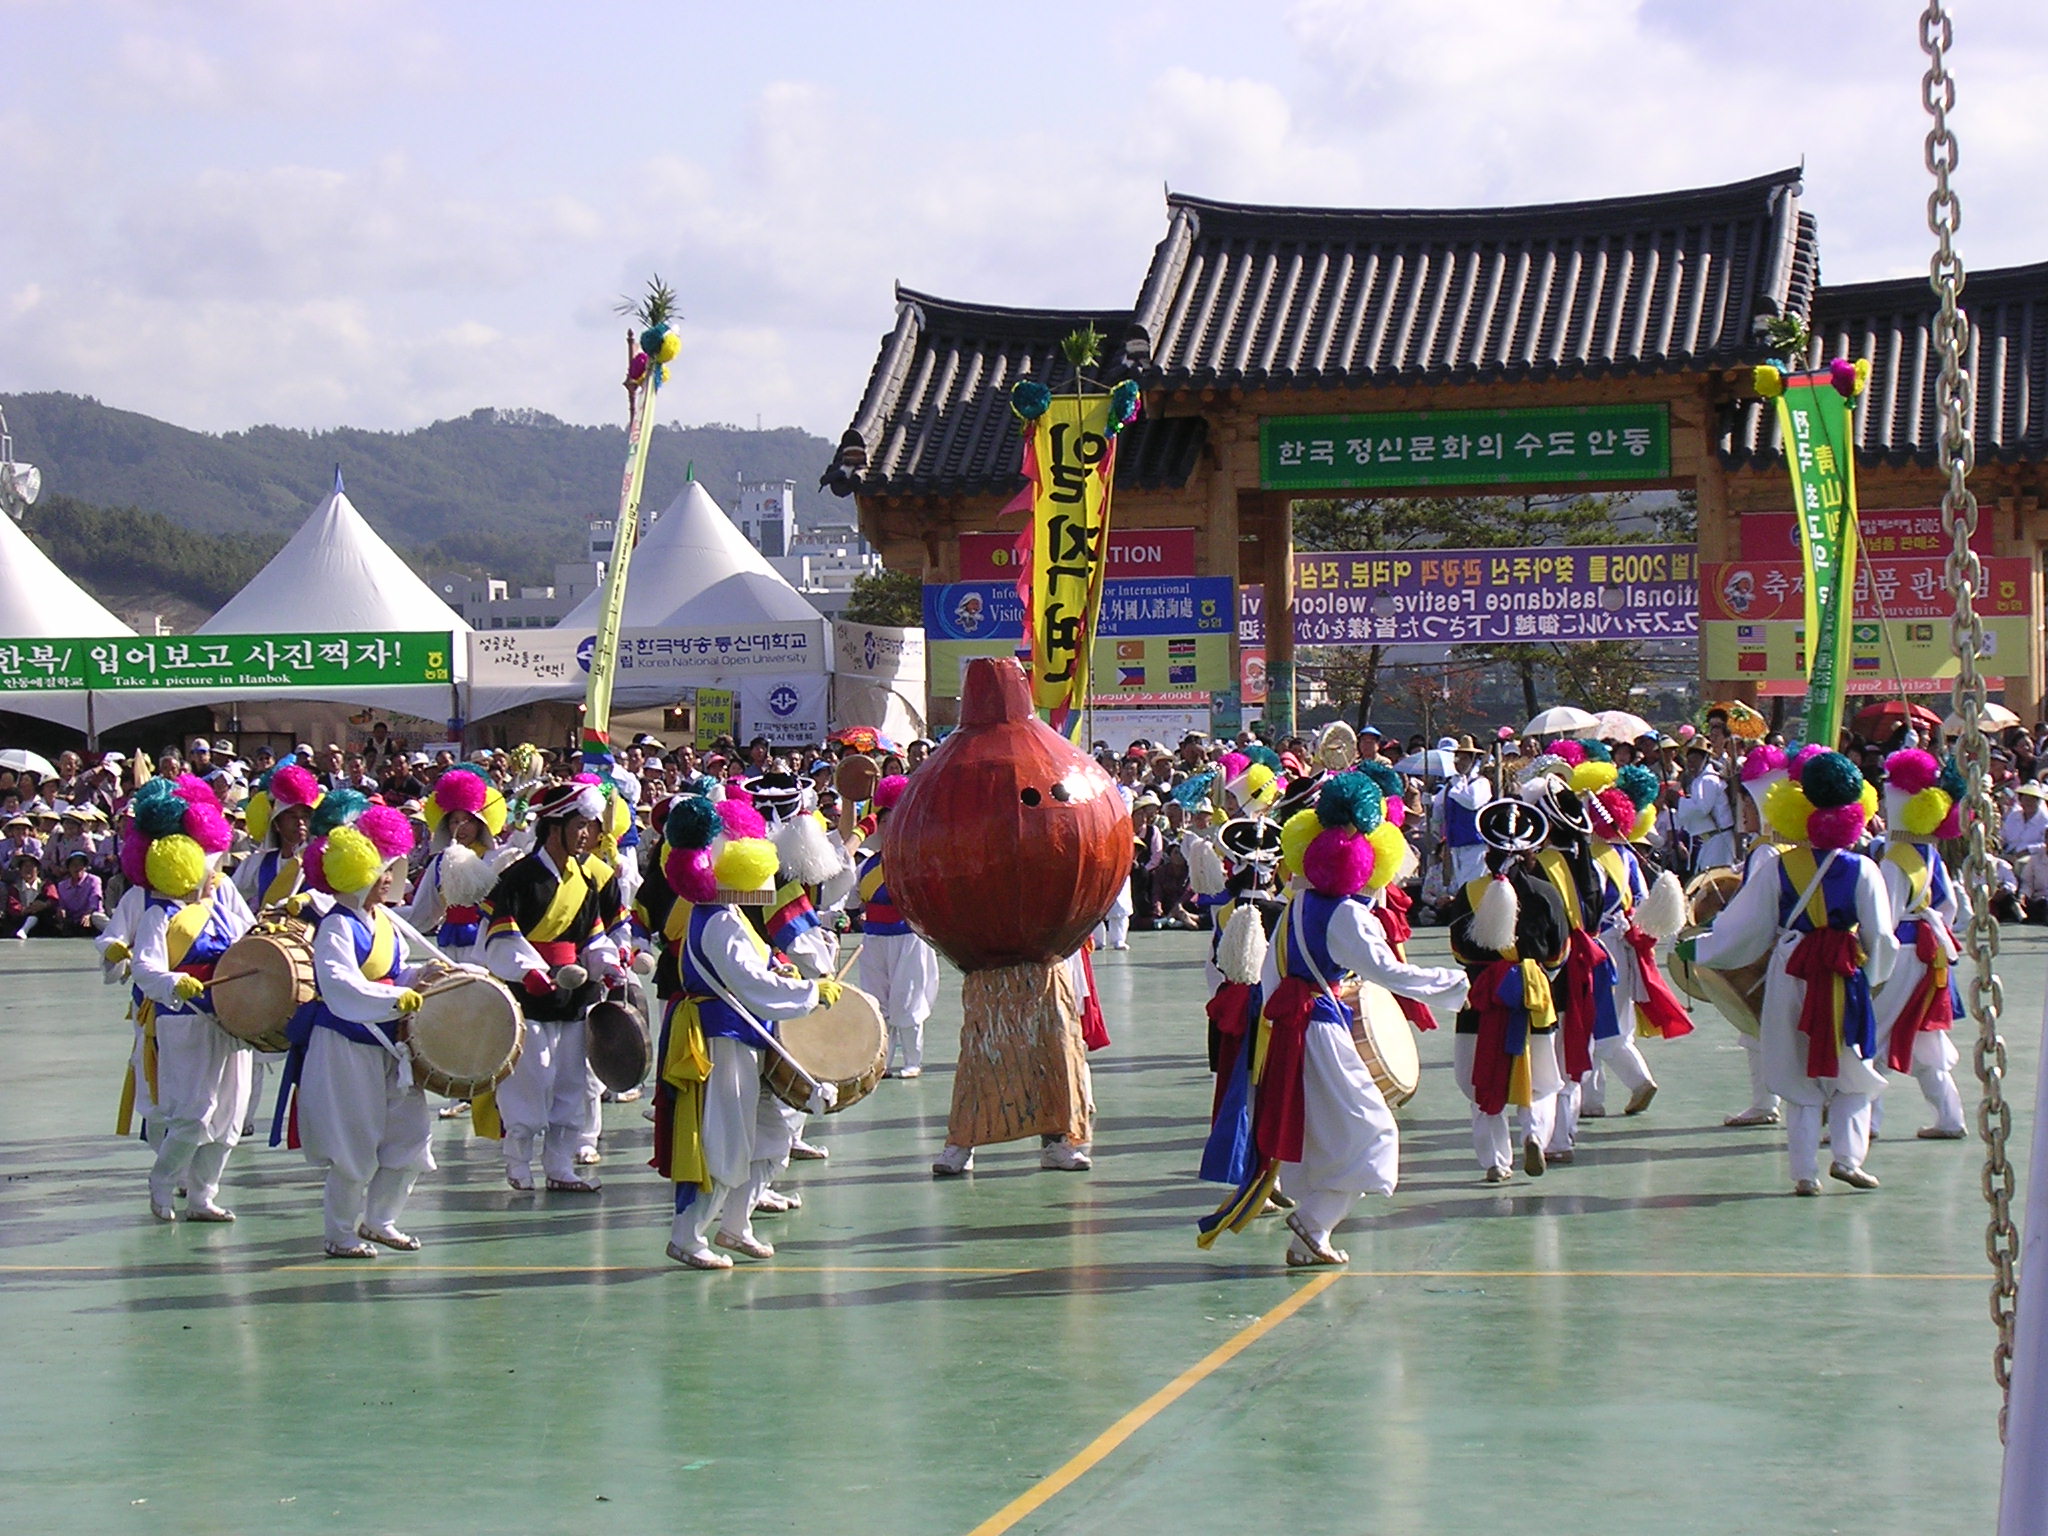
[
  {"xmin": 212, "ymin": 931, "xmax": 308, "ymax": 1044},
  {"xmin": 835, "ymin": 754, "xmax": 881, "ymax": 803},
  {"xmin": 779, "ymin": 986, "xmax": 887, "ymax": 1084},
  {"xmin": 409, "ymin": 976, "xmax": 521, "ymax": 1085},
  {"xmin": 585, "ymin": 998, "xmax": 650, "ymax": 1093},
  {"xmin": 1354, "ymin": 981, "xmax": 1420, "ymax": 1098}
]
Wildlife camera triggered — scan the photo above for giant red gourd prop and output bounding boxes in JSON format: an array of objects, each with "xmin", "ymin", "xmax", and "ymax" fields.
[
  {"xmin": 884, "ymin": 657, "xmax": 1131, "ymax": 1149},
  {"xmin": 885, "ymin": 657, "xmax": 1131, "ymax": 968}
]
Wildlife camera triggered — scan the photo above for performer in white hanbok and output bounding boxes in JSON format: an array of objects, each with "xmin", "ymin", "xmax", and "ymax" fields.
[
  {"xmin": 1434, "ymin": 738, "xmax": 1493, "ymax": 890},
  {"xmin": 1690, "ymin": 750, "xmax": 1897, "ymax": 1194},
  {"xmin": 1871, "ymin": 749, "xmax": 1969, "ymax": 1140},
  {"xmin": 1674, "ymin": 742, "xmax": 1739, "ymax": 873},
  {"xmin": 276, "ymin": 808, "xmax": 439, "ymax": 1258},
  {"xmin": 1720, "ymin": 745, "xmax": 1795, "ymax": 1126},
  {"xmin": 103, "ymin": 827, "xmax": 157, "ymax": 1144},
  {"xmin": 402, "ymin": 767, "xmax": 513, "ymax": 964},
  {"xmin": 125, "ymin": 776, "xmax": 254, "ymax": 1221},
  {"xmin": 852, "ymin": 776, "xmax": 939, "ymax": 1079},
  {"xmin": 1199, "ymin": 773, "xmax": 1464, "ymax": 1264},
  {"xmin": 230, "ymin": 759, "xmax": 326, "ymax": 1134}
]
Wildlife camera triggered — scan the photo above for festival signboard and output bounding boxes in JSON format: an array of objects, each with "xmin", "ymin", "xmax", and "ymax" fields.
[
  {"xmin": 1699, "ymin": 555, "xmax": 2033, "ymax": 695},
  {"xmin": 467, "ymin": 623, "xmax": 824, "ymax": 690},
  {"xmin": 958, "ymin": 526, "xmax": 1197, "ymax": 582},
  {"xmin": 922, "ymin": 577, "xmax": 1233, "ymax": 700},
  {"xmin": 1260, "ymin": 404, "xmax": 1670, "ymax": 491},
  {"xmin": 1739, "ymin": 508, "xmax": 1991, "ymax": 561},
  {"xmin": 693, "ymin": 687, "xmax": 734, "ymax": 749},
  {"xmin": 0, "ymin": 631, "xmax": 457, "ymax": 692},
  {"xmin": 739, "ymin": 674, "xmax": 829, "ymax": 746},
  {"xmin": 1291, "ymin": 544, "xmax": 1697, "ymax": 645}
]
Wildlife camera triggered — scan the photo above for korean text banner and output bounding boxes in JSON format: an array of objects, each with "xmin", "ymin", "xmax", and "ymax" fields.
[
  {"xmin": 1291, "ymin": 545, "xmax": 1697, "ymax": 646},
  {"xmin": 693, "ymin": 687, "xmax": 734, "ymax": 750},
  {"xmin": 1027, "ymin": 395, "xmax": 1116, "ymax": 721},
  {"xmin": 468, "ymin": 623, "xmax": 822, "ymax": 688},
  {"xmin": 1262, "ymin": 404, "xmax": 1670, "ymax": 491},
  {"xmin": 1773, "ymin": 370, "xmax": 1859, "ymax": 749},
  {"xmin": 0, "ymin": 639, "xmax": 90, "ymax": 692},
  {"xmin": 959, "ymin": 526, "xmax": 1197, "ymax": 581},
  {"xmin": 923, "ymin": 578, "xmax": 1234, "ymax": 643},
  {"xmin": 926, "ymin": 636, "xmax": 1229, "ymax": 700},
  {"xmin": 32, "ymin": 632, "xmax": 455, "ymax": 692}
]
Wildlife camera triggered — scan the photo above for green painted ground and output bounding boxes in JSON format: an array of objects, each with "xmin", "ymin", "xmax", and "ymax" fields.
[{"xmin": 0, "ymin": 927, "xmax": 2025, "ymax": 1535}]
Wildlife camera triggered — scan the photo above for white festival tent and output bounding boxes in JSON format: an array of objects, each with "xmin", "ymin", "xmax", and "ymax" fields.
[
  {"xmin": 0, "ymin": 509, "xmax": 135, "ymax": 731},
  {"xmin": 466, "ymin": 481, "xmax": 832, "ymax": 740},
  {"xmin": 89, "ymin": 484, "xmax": 471, "ymax": 733}
]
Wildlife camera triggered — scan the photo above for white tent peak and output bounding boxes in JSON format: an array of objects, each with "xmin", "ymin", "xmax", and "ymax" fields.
[
  {"xmin": 557, "ymin": 480, "xmax": 821, "ymax": 630},
  {"xmin": 200, "ymin": 488, "xmax": 471, "ymax": 637},
  {"xmin": 0, "ymin": 510, "xmax": 134, "ymax": 638}
]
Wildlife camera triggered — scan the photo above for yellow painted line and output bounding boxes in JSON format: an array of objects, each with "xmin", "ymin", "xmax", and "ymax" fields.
[
  {"xmin": 1341, "ymin": 1268, "xmax": 1980, "ymax": 1281},
  {"xmin": 962, "ymin": 1270, "xmax": 1344, "ymax": 1536}
]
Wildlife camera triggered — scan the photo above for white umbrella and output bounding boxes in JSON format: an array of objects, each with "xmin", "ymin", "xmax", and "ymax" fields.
[
  {"xmin": 1393, "ymin": 749, "xmax": 1458, "ymax": 777},
  {"xmin": 0, "ymin": 748, "xmax": 56, "ymax": 778},
  {"xmin": 1943, "ymin": 703, "xmax": 2020, "ymax": 733},
  {"xmin": 1592, "ymin": 709, "xmax": 1655, "ymax": 742},
  {"xmin": 1524, "ymin": 706, "xmax": 1599, "ymax": 737}
]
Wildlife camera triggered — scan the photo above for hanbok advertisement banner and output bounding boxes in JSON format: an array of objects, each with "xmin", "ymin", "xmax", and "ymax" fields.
[
  {"xmin": 1291, "ymin": 545, "xmax": 1697, "ymax": 645},
  {"xmin": 924, "ymin": 577, "xmax": 1233, "ymax": 699},
  {"xmin": 0, "ymin": 631, "xmax": 455, "ymax": 692}
]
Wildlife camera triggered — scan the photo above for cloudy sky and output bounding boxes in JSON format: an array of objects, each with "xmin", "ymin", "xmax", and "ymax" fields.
[{"xmin": 4, "ymin": 0, "xmax": 2043, "ymax": 441}]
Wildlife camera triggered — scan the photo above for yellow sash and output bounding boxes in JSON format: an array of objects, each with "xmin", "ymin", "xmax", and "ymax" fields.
[
  {"xmin": 1888, "ymin": 842, "xmax": 1933, "ymax": 916},
  {"xmin": 1593, "ymin": 844, "xmax": 1633, "ymax": 913},
  {"xmin": 263, "ymin": 853, "xmax": 303, "ymax": 908},
  {"xmin": 1777, "ymin": 846, "xmax": 1830, "ymax": 929},
  {"xmin": 857, "ymin": 858, "xmax": 887, "ymax": 907},
  {"xmin": 528, "ymin": 857, "xmax": 592, "ymax": 944},
  {"xmin": 1534, "ymin": 849, "xmax": 1584, "ymax": 931},
  {"xmin": 117, "ymin": 893, "xmax": 215, "ymax": 1135},
  {"xmin": 364, "ymin": 907, "xmax": 397, "ymax": 981},
  {"xmin": 659, "ymin": 1000, "xmax": 713, "ymax": 1188}
]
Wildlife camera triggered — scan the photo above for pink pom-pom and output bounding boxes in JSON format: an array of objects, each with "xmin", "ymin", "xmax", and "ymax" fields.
[
  {"xmin": 1790, "ymin": 744, "xmax": 1829, "ymax": 776},
  {"xmin": 721, "ymin": 778, "xmax": 754, "ymax": 807},
  {"xmin": 1936, "ymin": 803, "xmax": 1964, "ymax": 839},
  {"xmin": 1218, "ymin": 752, "xmax": 1249, "ymax": 781},
  {"xmin": 665, "ymin": 846, "xmax": 716, "ymax": 903},
  {"xmin": 1741, "ymin": 744, "xmax": 1787, "ymax": 782},
  {"xmin": 303, "ymin": 837, "xmax": 331, "ymax": 894},
  {"xmin": 873, "ymin": 774, "xmax": 909, "ymax": 811},
  {"xmin": 174, "ymin": 774, "xmax": 221, "ymax": 812},
  {"xmin": 1382, "ymin": 794, "xmax": 1406, "ymax": 828},
  {"xmin": 1808, "ymin": 802, "xmax": 1867, "ymax": 851},
  {"xmin": 1678, "ymin": 724, "xmax": 1697, "ymax": 740},
  {"xmin": 270, "ymin": 764, "xmax": 321, "ymax": 808},
  {"xmin": 717, "ymin": 799, "xmax": 767, "ymax": 840},
  {"xmin": 182, "ymin": 800, "xmax": 232, "ymax": 854},
  {"xmin": 574, "ymin": 771, "xmax": 603, "ymax": 786},
  {"xmin": 432, "ymin": 770, "xmax": 488, "ymax": 817},
  {"xmin": 1591, "ymin": 787, "xmax": 1637, "ymax": 840},
  {"xmin": 1884, "ymin": 749, "xmax": 1940, "ymax": 795},
  {"xmin": 118, "ymin": 825, "xmax": 148, "ymax": 887},
  {"xmin": 356, "ymin": 804, "xmax": 415, "ymax": 859},
  {"xmin": 1551, "ymin": 740, "xmax": 1586, "ymax": 766},
  {"xmin": 1302, "ymin": 826, "xmax": 1375, "ymax": 898}
]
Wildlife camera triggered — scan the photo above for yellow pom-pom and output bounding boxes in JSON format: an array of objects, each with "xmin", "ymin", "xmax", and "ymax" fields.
[
  {"xmin": 480, "ymin": 786, "xmax": 509, "ymax": 838},
  {"xmin": 322, "ymin": 825, "xmax": 383, "ymax": 894},
  {"xmin": 145, "ymin": 834, "xmax": 207, "ymax": 898},
  {"xmin": 1901, "ymin": 787, "xmax": 1951, "ymax": 838},
  {"xmin": 606, "ymin": 790, "xmax": 633, "ymax": 840},
  {"xmin": 1753, "ymin": 364, "xmax": 1784, "ymax": 398},
  {"xmin": 653, "ymin": 331, "xmax": 682, "ymax": 364},
  {"xmin": 1860, "ymin": 780, "xmax": 1879, "ymax": 820},
  {"xmin": 1279, "ymin": 808, "xmax": 1321, "ymax": 880},
  {"xmin": 1853, "ymin": 356, "xmax": 1872, "ymax": 395},
  {"xmin": 714, "ymin": 836, "xmax": 779, "ymax": 893},
  {"xmin": 1631, "ymin": 804, "xmax": 1659, "ymax": 843},
  {"xmin": 1764, "ymin": 779, "xmax": 1814, "ymax": 843},
  {"xmin": 1570, "ymin": 761, "xmax": 1618, "ymax": 796},
  {"xmin": 245, "ymin": 789, "xmax": 274, "ymax": 845},
  {"xmin": 1365, "ymin": 822, "xmax": 1408, "ymax": 891}
]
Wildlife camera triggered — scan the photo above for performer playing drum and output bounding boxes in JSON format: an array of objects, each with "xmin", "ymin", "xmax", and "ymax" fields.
[{"xmin": 477, "ymin": 781, "xmax": 629, "ymax": 1193}]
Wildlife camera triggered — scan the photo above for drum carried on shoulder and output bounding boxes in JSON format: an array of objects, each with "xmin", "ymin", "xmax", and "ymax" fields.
[
  {"xmin": 211, "ymin": 916, "xmax": 317, "ymax": 1053},
  {"xmin": 1667, "ymin": 867, "xmax": 1768, "ymax": 1036},
  {"xmin": 764, "ymin": 984, "xmax": 887, "ymax": 1116},
  {"xmin": 1338, "ymin": 977, "xmax": 1422, "ymax": 1108},
  {"xmin": 403, "ymin": 972, "xmax": 524, "ymax": 1098}
]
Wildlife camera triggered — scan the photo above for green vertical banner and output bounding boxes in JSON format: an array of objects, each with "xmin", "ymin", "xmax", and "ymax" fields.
[{"xmin": 1772, "ymin": 370, "xmax": 1861, "ymax": 747}]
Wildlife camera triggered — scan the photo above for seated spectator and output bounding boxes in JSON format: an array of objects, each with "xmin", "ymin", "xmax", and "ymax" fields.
[
  {"xmin": 0, "ymin": 813, "xmax": 42, "ymax": 868},
  {"xmin": 48, "ymin": 850, "xmax": 105, "ymax": 936},
  {"xmin": 2, "ymin": 852, "xmax": 55, "ymax": 939}
]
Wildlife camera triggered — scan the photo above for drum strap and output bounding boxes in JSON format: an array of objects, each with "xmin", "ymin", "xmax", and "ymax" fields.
[
  {"xmin": 686, "ymin": 912, "xmax": 824, "ymax": 1096},
  {"xmin": 527, "ymin": 860, "xmax": 592, "ymax": 945}
]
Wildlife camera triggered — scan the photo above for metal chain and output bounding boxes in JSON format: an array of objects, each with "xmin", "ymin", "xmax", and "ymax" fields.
[{"xmin": 1921, "ymin": 0, "xmax": 2018, "ymax": 1442}]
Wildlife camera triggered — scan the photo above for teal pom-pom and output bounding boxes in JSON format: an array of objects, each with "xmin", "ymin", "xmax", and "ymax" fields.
[
  {"xmin": 1938, "ymin": 757, "xmax": 1967, "ymax": 802},
  {"xmin": 1582, "ymin": 741, "xmax": 1613, "ymax": 764},
  {"xmin": 1356, "ymin": 760, "xmax": 1402, "ymax": 802},
  {"xmin": 131, "ymin": 779, "xmax": 189, "ymax": 839},
  {"xmin": 310, "ymin": 787, "xmax": 368, "ymax": 836},
  {"xmin": 1011, "ymin": 380, "xmax": 1051, "ymax": 421},
  {"xmin": 1316, "ymin": 771, "xmax": 1384, "ymax": 833},
  {"xmin": 1108, "ymin": 379, "xmax": 1141, "ymax": 433},
  {"xmin": 1243, "ymin": 744, "xmax": 1282, "ymax": 773},
  {"xmin": 1800, "ymin": 750, "xmax": 1866, "ymax": 810},
  {"xmin": 664, "ymin": 794, "xmax": 718, "ymax": 851},
  {"xmin": 1616, "ymin": 764, "xmax": 1660, "ymax": 811}
]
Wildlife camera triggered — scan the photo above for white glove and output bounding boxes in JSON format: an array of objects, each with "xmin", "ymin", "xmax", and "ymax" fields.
[
  {"xmin": 554, "ymin": 963, "xmax": 589, "ymax": 992},
  {"xmin": 804, "ymin": 1081, "xmax": 840, "ymax": 1116},
  {"xmin": 630, "ymin": 950, "xmax": 657, "ymax": 978},
  {"xmin": 596, "ymin": 963, "xmax": 629, "ymax": 989}
]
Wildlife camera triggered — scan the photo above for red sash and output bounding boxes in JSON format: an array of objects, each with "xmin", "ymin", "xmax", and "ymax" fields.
[
  {"xmin": 533, "ymin": 939, "xmax": 580, "ymax": 967},
  {"xmin": 1622, "ymin": 926, "xmax": 1694, "ymax": 1039},
  {"xmin": 1373, "ymin": 891, "xmax": 1438, "ymax": 1032},
  {"xmin": 1557, "ymin": 930, "xmax": 1602, "ymax": 1079},
  {"xmin": 1206, "ymin": 981, "xmax": 1256, "ymax": 1119},
  {"xmin": 1078, "ymin": 945, "xmax": 1109, "ymax": 1052},
  {"xmin": 1786, "ymin": 927, "xmax": 1864, "ymax": 1077},
  {"xmin": 1253, "ymin": 977, "xmax": 1317, "ymax": 1165},
  {"xmin": 1470, "ymin": 959, "xmax": 1521, "ymax": 1116},
  {"xmin": 1885, "ymin": 924, "xmax": 1955, "ymax": 1072}
]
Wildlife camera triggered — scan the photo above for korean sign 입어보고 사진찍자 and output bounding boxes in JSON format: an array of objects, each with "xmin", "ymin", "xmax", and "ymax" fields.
[
  {"xmin": 1290, "ymin": 545, "xmax": 1696, "ymax": 646},
  {"xmin": 0, "ymin": 632, "xmax": 455, "ymax": 692},
  {"xmin": 1260, "ymin": 404, "xmax": 1671, "ymax": 491}
]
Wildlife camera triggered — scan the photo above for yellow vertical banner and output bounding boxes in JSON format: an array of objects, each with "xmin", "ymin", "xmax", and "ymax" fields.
[{"xmin": 1028, "ymin": 395, "xmax": 1116, "ymax": 727}]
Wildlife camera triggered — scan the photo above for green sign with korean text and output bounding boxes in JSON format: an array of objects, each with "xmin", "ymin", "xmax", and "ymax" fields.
[
  {"xmin": 1260, "ymin": 404, "xmax": 1671, "ymax": 490},
  {"xmin": 0, "ymin": 632, "xmax": 455, "ymax": 692}
]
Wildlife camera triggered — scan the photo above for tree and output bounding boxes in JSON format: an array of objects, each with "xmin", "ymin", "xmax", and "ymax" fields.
[{"xmin": 843, "ymin": 566, "xmax": 923, "ymax": 626}]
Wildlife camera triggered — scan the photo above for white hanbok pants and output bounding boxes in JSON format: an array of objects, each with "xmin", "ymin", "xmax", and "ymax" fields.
[
  {"xmin": 862, "ymin": 932, "xmax": 939, "ymax": 1072},
  {"xmin": 1448, "ymin": 844, "xmax": 1486, "ymax": 891},
  {"xmin": 1758, "ymin": 931, "xmax": 1885, "ymax": 1180},
  {"xmin": 675, "ymin": 1036, "xmax": 785, "ymax": 1250},
  {"xmin": 298, "ymin": 1029, "xmax": 434, "ymax": 1246},
  {"xmin": 149, "ymin": 1012, "xmax": 251, "ymax": 1206},
  {"xmin": 1455, "ymin": 1029, "xmax": 1561, "ymax": 1173},
  {"xmin": 496, "ymin": 1015, "xmax": 591, "ymax": 1183},
  {"xmin": 1279, "ymin": 1013, "xmax": 1400, "ymax": 1246}
]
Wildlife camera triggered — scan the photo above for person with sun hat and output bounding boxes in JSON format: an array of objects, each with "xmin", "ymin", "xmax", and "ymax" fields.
[
  {"xmin": 278, "ymin": 806, "xmax": 441, "ymax": 1258},
  {"xmin": 126, "ymin": 774, "xmax": 256, "ymax": 1222},
  {"xmin": 1688, "ymin": 748, "xmax": 1898, "ymax": 1195},
  {"xmin": 1196, "ymin": 772, "xmax": 1466, "ymax": 1265}
]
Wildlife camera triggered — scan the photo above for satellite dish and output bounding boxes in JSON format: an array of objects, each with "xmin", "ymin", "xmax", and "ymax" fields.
[{"xmin": 3, "ymin": 462, "xmax": 39, "ymax": 508}]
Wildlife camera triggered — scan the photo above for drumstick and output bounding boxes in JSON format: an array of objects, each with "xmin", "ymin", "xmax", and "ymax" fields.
[
  {"xmin": 205, "ymin": 968, "xmax": 264, "ymax": 988},
  {"xmin": 381, "ymin": 905, "xmax": 458, "ymax": 968},
  {"xmin": 833, "ymin": 944, "xmax": 863, "ymax": 983}
]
